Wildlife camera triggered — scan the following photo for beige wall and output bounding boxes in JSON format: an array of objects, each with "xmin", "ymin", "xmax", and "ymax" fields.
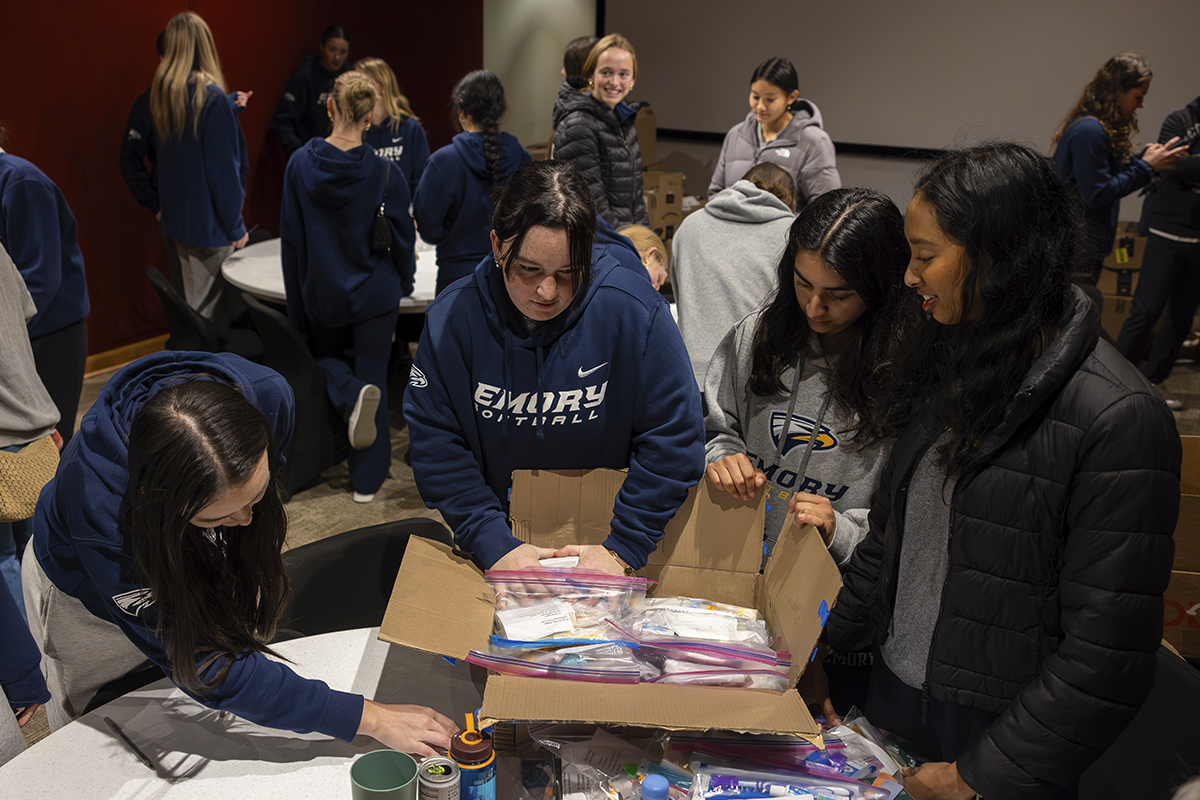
[{"xmin": 483, "ymin": 0, "xmax": 596, "ymax": 147}]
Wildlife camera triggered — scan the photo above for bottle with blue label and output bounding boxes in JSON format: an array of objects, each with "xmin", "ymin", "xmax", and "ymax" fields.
[{"xmin": 450, "ymin": 713, "xmax": 495, "ymax": 800}]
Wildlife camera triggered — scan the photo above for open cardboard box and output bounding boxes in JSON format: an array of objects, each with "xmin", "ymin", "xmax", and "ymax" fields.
[{"xmin": 380, "ymin": 468, "xmax": 843, "ymax": 744}]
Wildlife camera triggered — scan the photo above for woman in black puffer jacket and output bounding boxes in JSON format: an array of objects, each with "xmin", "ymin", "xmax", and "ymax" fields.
[
  {"xmin": 803, "ymin": 143, "xmax": 1180, "ymax": 800},
  {"xmin": 551, "ymin": 34, "xmax": 648, "ymax": 228}
]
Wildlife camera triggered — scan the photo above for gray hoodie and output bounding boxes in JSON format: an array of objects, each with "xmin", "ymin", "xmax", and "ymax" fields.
[
  {"xmin": 672, "ymin": 180, "xmax": 794, "ymax": 387},
  {"xmin": 708, "ymin": 102, "xmax": 841, "ymax": 207},
  {"xmin": 704, "ymin": 312, "xmax": 890, "ymax": 565}
]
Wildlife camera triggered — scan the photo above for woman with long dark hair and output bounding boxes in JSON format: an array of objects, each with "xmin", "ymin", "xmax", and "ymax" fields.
[
  {"xmin": 24, "ymin": 352, "xmax": 456, "ymax": 755},
  {"xmin": 281, "ymin": 71, "xmax": 415, "ymax": 503},
  {"xmin": 708, "ymin": 57, "xmax": 840, "ymax": 206},
  {"xmin": 413, "ymin": 70, "xmax": 531, "ymax": 294},
  {"xmin": 1051, "ymin": 53, "xmax": 1186, "ymax": 283},
  {"xmin": 552, "ymin": 34, "xmax": 649, "ymax": 228},
  {"xmin": 812, "ymin": 143, "xmax": 1180, "ymax": 799},
  {"xmin": 405, "ymin": 160, "xmax": 703, "ymax": 578},
  {"xmin": 152, "ymin": 11, "xmax": 251, "ymax": 328},
  {"xmin": 271, "ymin": 25, "xmax": 353, "ymax": 155}
]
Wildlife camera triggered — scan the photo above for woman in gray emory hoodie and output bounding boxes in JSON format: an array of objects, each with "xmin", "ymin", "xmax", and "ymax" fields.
[
  {"xmin": 708, "ymin": 57, "xmax": 840, "ymax": 207},
  {"xmin": 673, "ymin": 164, "xmax": 797, "ymax": 387},
  {"xmin": 703, "ymin": 188, "xmax": 907, "ymax": 562}
]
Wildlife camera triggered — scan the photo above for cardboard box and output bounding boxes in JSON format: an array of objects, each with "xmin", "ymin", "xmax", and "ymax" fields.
[
  {"xmin": 1164, "ymin": 570, "xmax": 1200, "ymax": 659},
  {"xmin": 1100, "ymin": 294, "xmax": 1133, "ymax": 341},
  {"xmin": 634, "ymin": 105, "xmax": 657, "ymax": 170},
  {"xmin": 380, "ymin": 469, "xmax": 842, "ymax": 744},
  {"xmin": 1098, "ymin": 221, "xmax": 1145, "ymax": 297},
  {"xmin": 1163, "ymin": 436, "xmax": 1199, "ymax": 658},
  {"xmin": 643, "ymin": 170, "xmax": 684, "ymax": 242}
]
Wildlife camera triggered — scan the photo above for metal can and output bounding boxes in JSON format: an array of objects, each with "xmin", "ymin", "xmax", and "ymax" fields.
[{"xmin": 418, "ymin": 756, "xmax": 461, "ymax": 800}]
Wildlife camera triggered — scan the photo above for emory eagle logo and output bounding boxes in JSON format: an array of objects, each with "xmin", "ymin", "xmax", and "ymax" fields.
[
  {"xmin": 770, "ymin": 411, "xmax": 837, "ymax": 456},
  {"xmin": 409, "ymin": 366, "xmax": 428, "ymax": 388},
  {"xmin": 113, "ymin": 588, "xmax": 155, "ymax": 617}
]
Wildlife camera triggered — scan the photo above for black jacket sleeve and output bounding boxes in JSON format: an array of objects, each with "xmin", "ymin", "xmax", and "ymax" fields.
[{"xmin": 271, "ymin": 71, "xmax": 308, "ymax": 155}]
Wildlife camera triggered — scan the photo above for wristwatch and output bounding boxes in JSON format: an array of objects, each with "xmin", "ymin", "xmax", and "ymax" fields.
[{"xmin": 607, "ymin": 549, "xmax": 636, "ymax": 576}]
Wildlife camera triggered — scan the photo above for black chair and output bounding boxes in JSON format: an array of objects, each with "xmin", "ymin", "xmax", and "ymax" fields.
[
  {"xmin": 1079, "ymin": 644, "xmax": 1200, "ymax": 799},
  {"xmin": 241, "ymin": 292, "xmax": 349, "ymax": 496},
  {"xmin": 276, "ymin": 519, "xmax": 454, "ymax": 640},
  {"xmin": 146, "ymin": 267, "xmax": 262, "ymax": 361}
]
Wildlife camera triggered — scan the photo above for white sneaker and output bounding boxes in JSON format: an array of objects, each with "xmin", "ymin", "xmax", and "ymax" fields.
[
  {"xmin": 348, "ymin": 384, "xmax": 381, "ymax": 449},
  {"xmin": 353, "ymin": 492, "xmax": 376, "ymax": 504},
  {"xmin": 1152, "ymin": 383, "xmax": 1184, "ymax": 411}
]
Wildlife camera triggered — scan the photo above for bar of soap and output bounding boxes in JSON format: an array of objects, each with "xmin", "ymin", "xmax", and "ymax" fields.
[{"xmin": 495, "ymin": 599, "xmax": 577, "ymax": 640}]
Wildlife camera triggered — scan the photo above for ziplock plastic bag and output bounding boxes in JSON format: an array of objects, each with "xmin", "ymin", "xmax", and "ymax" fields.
[
  {"xmin": 648, "ymin": 669, "xmax": 789, "ymax": 690},
  {"xmin": 638, "ymin": 596, "xmax": 768, "ymax": 644},
  {"xmin": 485, "ymin": 569, "xmax": 649, "ymax": 630},
  {"xmin": 465, "ymin": 641, "xmax": 640, "ymax": 683},
  {"xmin": 610, "ymin": 622, "xmax": 790, "ymax": 671},
  {"xmin": 690, "ymin": 758, "xmax": 894, "ymax": 800}
]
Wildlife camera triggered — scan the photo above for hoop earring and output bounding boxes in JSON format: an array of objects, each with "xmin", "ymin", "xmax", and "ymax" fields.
[{"xmin": 364, "ymin": 122, "xmax": 371, "ymax": 132}]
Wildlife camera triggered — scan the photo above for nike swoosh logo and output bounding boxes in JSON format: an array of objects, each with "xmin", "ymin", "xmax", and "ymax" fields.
[{"xmin": 578, "ymin": 362, "xmax": 608, "ymax": 378}]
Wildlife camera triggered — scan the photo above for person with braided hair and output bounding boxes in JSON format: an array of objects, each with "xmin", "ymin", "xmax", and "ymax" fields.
[{"xmin": 414, "ymin": 70, "xmax": 531, "ymax": 294}]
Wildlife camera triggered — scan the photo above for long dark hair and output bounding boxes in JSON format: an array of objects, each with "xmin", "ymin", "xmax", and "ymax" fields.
[
  {"xmin": 121, "ymin": 380, "xmax": 289, "ymax": 694},
  {"xmin": 1051, "ymin": 53, "xmax": 1151, "ymax": 163},
  {"xmin": 748, "ymin": 188, "xmax": 908, "ymax": 428},
  {"xmin": 454, "ymin": 70, "xmax": 508, "ymax": 188},
  {"xmin": 750, "ymin": 57, "xmax": 802, "ymax": 112},
  {"xmin": 859, "ymin": 143, "xmax": 1076, "ymax": 476},
  {"xmin": 491, "ymin": 160, "xmax": 597, "ymax": 297}
]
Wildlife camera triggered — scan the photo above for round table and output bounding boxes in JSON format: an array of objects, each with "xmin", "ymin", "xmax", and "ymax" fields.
[
  {"xmin": 222, "ymin": 239, "xmax": 439, "ymax": 313},
  {"xmin": 0, "ymin": 628, "xmax": 485, "ymax": 798}
]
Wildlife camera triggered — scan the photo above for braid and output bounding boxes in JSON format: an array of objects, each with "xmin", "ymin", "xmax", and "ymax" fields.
[
  {"xmin": 482, "ymin": 118, "xmax": 502, "ymax": 187},
  {"xmin": 453, "ymin": 70, "xmax": 509, "ymax": 187}
]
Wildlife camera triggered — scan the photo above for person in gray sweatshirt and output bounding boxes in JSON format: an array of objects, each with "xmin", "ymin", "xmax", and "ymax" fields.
[
  {"xmin": 673, "ymin": 163, "xmax": 796, "ymax": 388},
  {"xmin": 703, "ymin": 188, "xmax": 908, "ymax": 561},
  {"xmin": 708, "ymin": 57, "xmax": 841, "ymax": 207}
]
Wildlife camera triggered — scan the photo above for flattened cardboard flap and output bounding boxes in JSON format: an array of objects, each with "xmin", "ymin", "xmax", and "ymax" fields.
[
  {"xmin": 1182, "ymin": 435, "xmax": 1200, "ymax": 496},
  {"xmin": 379, "ymin": 537, "xmax": 494, "ymax": 660},
  {"xmin": 509, "ymin": 469, "xmax": 626, "ymax": 548},
  {"xmin": 761, "ymin": 520, "xmax": 843, "ymax": 686}
]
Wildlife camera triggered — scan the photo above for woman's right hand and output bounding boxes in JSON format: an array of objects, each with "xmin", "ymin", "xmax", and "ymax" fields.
[
  {"xmin": 359, "ymin": 700, "xmax": 459, "ymax": 758},
  {"xmin": 1143, "ymin": 136, "xmax": 1188, "ymax": 172},
  {"xmin": 488, "ymin": 543, "xmax": 563, "ymax": 609},
  {"xmin": 705, "ymin": 454, "xmax": 766, "ymax": 501}
]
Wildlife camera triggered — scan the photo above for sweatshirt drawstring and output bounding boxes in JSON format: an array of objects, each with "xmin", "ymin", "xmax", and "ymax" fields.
[
  {"xmin": 535, "ymin": 341, "xmax": 546, "ymax": 441},
  {"xmin": 773, "ymin": 348, "xmax": 833, "ymax": 491},
  {"xmin": 502, "ymin": 328, "xmax": 513, "ymax": 440}
]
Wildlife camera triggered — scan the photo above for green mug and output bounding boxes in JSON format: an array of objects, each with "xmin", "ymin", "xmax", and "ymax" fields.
[{"xmin": 350, "ymin": 749, "xmax": 418, "ymax": 799}]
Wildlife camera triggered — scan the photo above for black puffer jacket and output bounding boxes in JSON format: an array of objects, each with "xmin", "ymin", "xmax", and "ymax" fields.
[
  {"xmin": 827, "ymin": 288, "xmax": 1180, "ymax": 799},
  {"xmin": 552, "ymin": 88, "xmax": 648, "ymax": 228}
]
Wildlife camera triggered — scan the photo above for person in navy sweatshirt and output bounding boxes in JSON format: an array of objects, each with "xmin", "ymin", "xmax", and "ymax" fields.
[
  {"xmin": 152, "ymin": 12, "xmax": 252, "ymax": 329},
  {"xmin": 23, "ymin": 351, "xmax": 457, "ymax": 754},
  {"xmin": 405, "ymin": 160, "xmax": 704, "ymax": 577},
  {"xmin": 414, "ymin": 70, "xmax": 531, "ymax": 295},
  {"xmin": 0, "ymin": 139, "xmax": 90, "ymax": 446},
  {"xmin": 272, "ymin": 25, "xmax": 352, "ymax": 156},
  {"xmin": 357, "ymin": 57, "xmax": 429, "ymax": 195},
  {"xmin": 281, "ymin": 72, "xmax": 415, "ymax": 503}
]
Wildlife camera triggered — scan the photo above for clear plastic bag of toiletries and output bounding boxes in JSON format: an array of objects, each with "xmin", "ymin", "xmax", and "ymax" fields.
[
  {"xmin": 465, "ymin": 640, "xmax": 641, "ymax": 683},
  {"xmin": 689, "ymin": 758, "xmax": 895, "ymax": 800},
  {"xmin": 636, "ymin": 595, "xmax": 770, "ymax": 644},
  {"xmin": 484, "ymin": 568, "xmax": 649, "ymax": 628},
  {"xmin": 647, "ymin": 668, "xmax": 790, "ymax": 690}
]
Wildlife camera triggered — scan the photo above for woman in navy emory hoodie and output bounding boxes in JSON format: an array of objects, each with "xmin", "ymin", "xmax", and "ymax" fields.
[
  {"xmin": 404, "ymin": 160, "xmax": 704, "ymax": 576},
  {"xmin": 24, "ymin": 351, "xmax": 455, "ymax": 753},
  {"xmin": 281, "ymin": 71, "xmax": 415, "ymax": 502},
  {"xmin": 414, "ymin": 70, "xmax": 531, "ymax": 295},
  {"xmin": 357, "ymin": 56, "xmax": 430, "ymax": 196},
  {"xmin": 152, "ymin": 12, "xmax": 251, "ymax": 328}
]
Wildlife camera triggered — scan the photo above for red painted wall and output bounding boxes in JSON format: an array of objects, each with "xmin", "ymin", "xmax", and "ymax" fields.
[{"xmin": 2, "ymin": 1, "xmax": 482, "ymax": 354}]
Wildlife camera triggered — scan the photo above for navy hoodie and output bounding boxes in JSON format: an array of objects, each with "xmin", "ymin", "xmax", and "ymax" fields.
[
  {"xmin": 364, "ymin": 116, "xmax": 431, "ymax": 194},
  {"xmin": 281, "ymin": 139, "xmax": 415, "ymax": 331},
  {"xmin": 271, "ymin": 55, "xmax": 352, "ymax": 155},
  {"xmin": 404, "ymin": 252, "xmax": 704, "ymax": 570},
  {"xmin": 119, "ymin": 89, "xmax": 159, "ymax": 214},
  {"xmin": 0, "ymin": 151, "xmax": 90, "ymax": 338},
  {"xmin": 32, "ymin": 351, "xmax": 362, "ymax": 741},
  {"xmin": 413, "ymin": 131, "xmax": 532, "ymax": 289},
  {"xmin": 158, "ymin": 82, "xmax": 249, "ymax": 248}
]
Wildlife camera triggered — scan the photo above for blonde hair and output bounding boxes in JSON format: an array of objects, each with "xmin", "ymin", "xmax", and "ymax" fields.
[
  {"xmin": 151, "ymin": 12, "xmax": 227, "ymax": 140},
  {"xmin": 330, "ymin": 71, "xmax": 377, "ymax": 126},
  {"xmin": 583, "ymin": 34, "xmax": 638, "ymax": 82},
  {"xmin": 1051, "ymin": 53, "xmax": 1151, "ymax": 163},
  {"xmin": 618, "ymin": 225, "xmax": 669, "ymax": 272},
  {"xmin": 354, "ymin": 56, "xmax": 418, "ymax": 132}
]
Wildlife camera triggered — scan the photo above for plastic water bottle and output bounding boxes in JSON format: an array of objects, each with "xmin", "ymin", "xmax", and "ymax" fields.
[{"xmin": 641, "ymin": 774, "xmax": 670, "ymax": 800}]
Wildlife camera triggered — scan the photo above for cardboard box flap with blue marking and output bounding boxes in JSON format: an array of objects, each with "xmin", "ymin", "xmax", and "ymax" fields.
[{"xmin": 380, "ymin": 468, "xmax": 843, "ymax": 743}]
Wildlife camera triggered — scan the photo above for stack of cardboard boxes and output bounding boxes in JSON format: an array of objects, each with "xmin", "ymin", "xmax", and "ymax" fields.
[
  {"xmin": 1098, "ymin": 222, "xmax": 1145, "ymax": 340},
  {"xmin": 1164, "ymin": 435, "xmax": 1200, "ymax": 661},
  {"xmin": 636, "ymin": 105, "xmax": 687, "ymax": 245}
]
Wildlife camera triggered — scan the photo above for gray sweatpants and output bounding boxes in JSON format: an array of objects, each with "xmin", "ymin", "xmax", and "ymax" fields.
[
  {"xmin": 21, "ymin": 542, "xmax": 152, "ymax": 731},
  {"xmin": 174, "ymin": 240, "xmax": 237, "ymax": 329},
  {"xmin": 0, "ymin": 685, "xmax": 25, "ymax": 767}
]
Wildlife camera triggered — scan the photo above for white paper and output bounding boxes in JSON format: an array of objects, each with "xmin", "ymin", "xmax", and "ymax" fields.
[{"xmin": 495, "ymin": 599, "xmax": 577, "ymax": 640}]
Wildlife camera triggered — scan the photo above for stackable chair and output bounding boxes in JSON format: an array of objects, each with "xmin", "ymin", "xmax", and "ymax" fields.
[
  {"xmin": 275, "ymin": 519, "xmax": 454, "ymax": 640},
  {"xmin": 240, "ymin": 293, "xmax": 349, "ymax": 497},
  {"xmin": 146, "ymin": 267, "xmax": 261, "ymax": 361}
]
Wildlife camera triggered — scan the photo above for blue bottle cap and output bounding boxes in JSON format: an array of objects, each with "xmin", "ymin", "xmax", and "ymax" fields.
[{"xmin": 641, "ymin": 774, "xmax": 670, "ymax": 800}]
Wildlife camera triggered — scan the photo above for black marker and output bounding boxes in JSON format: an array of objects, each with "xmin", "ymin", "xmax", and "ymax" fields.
[{"xmin": 104, "ymin": 715, "xmax": 155, "ymax": 770}]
